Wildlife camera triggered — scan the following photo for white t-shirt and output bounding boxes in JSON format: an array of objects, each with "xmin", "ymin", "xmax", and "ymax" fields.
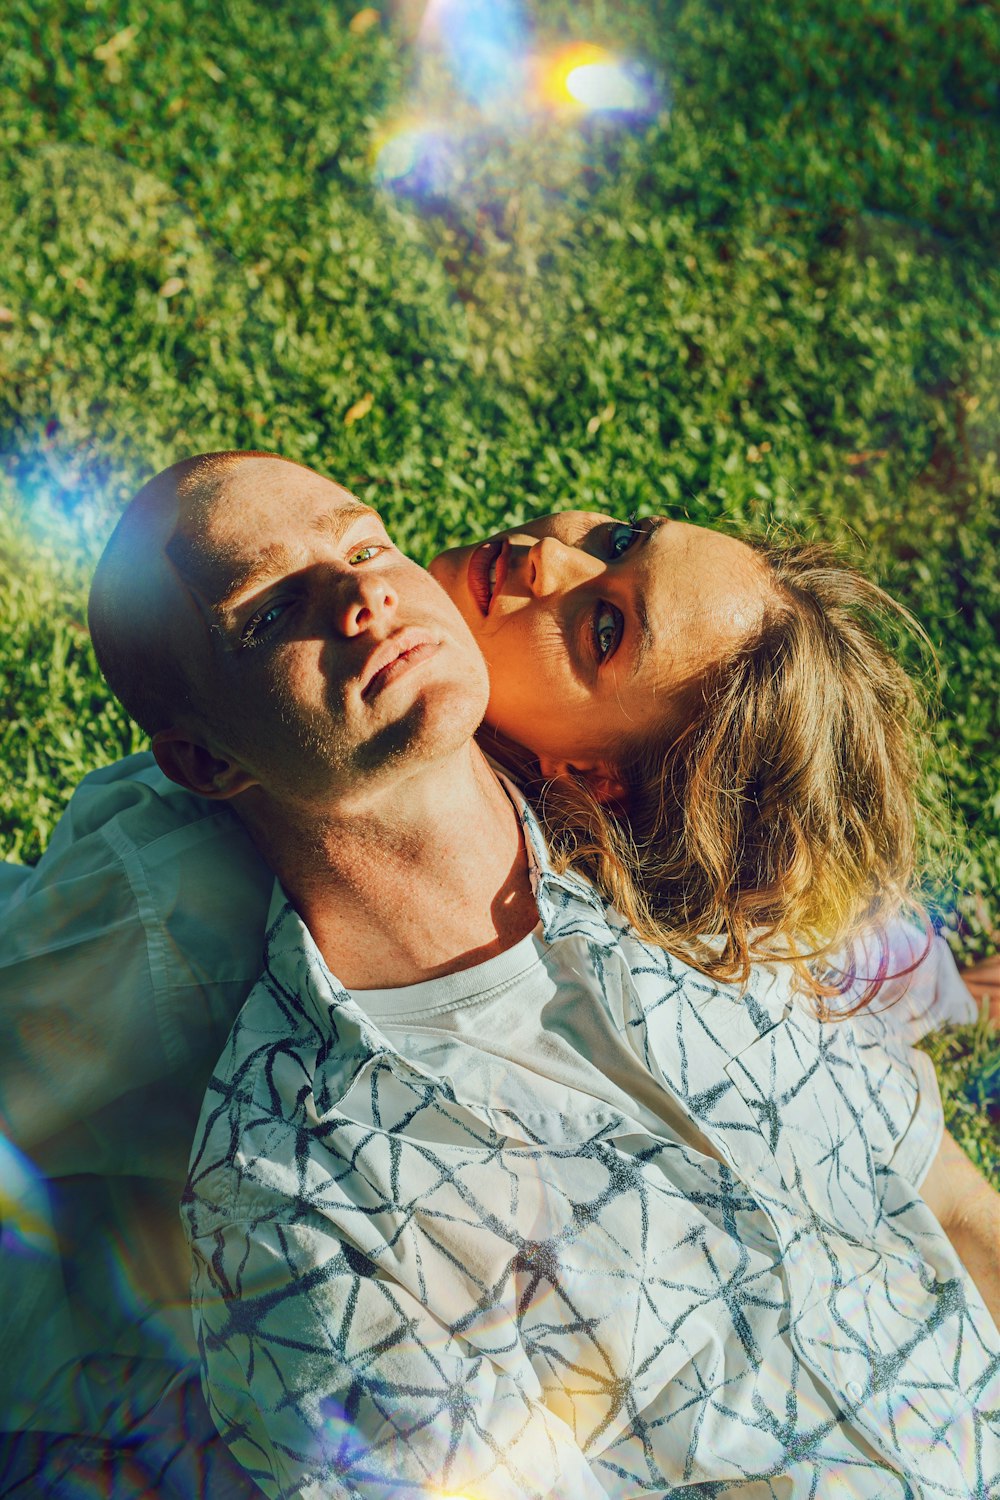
[{"xmin": 354, "ymin": 926, "xmax": 722, "ymax": 1159}]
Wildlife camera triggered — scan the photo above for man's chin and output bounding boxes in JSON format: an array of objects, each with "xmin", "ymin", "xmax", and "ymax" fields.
[{"xmin": 333, "ymin": 676, "xmax": 481, "ymax": 782}]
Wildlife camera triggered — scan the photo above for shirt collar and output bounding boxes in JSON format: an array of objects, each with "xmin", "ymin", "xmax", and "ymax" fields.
[
  {"xmin": 485, "ymin": 768, "xmax": 618, "ymax": 951},
  {"xmin": 260, "ymin": 766, "xmax": 619, "ymax": 1027},
  {"xmin": 261, "ymin": 885, "xmax": 390, "ymax": 1069}
]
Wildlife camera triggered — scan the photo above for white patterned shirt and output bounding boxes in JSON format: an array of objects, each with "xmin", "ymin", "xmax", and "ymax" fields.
[
  {"xmin": 184, "ymin": 787, "xmax": 1000, "ymax": 1500},
  {"xmin": 0, "ymin": 756, "xmax": 975, "ymax": 1445}
]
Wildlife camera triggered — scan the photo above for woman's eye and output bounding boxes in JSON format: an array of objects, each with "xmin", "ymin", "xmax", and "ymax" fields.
[
  {"xmin": 607, "ymin": 522, "xmax": 639, "ymax": 559},
  {"xmin": 594, "ymin": 603, "xmax": 621, "ymax": 660},
  {"xmin": 348, "ymin": 543, "xmax": 385, "ymax": 565},
  {"xmin": 241, "ymin": 600, "xmax": 290, "ymax": 647}
]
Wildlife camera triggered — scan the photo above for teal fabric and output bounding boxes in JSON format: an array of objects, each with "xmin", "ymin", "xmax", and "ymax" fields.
[{"xmin": 0, "ymin": 753, "xmax": 271, "ymax": 1439}]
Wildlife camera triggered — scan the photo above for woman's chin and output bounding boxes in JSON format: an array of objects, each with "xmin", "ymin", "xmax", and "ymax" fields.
[{"xmin": 428, "ymin": 545, "xmax": 458, "ymax": 591}]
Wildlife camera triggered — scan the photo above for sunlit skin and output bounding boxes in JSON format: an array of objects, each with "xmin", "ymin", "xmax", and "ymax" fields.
[
  {"xmin": 117, "ymin": 457, "xmax": 538, "ymax": 989},
  {"xmin": 153, "ymin": 460, "xmax": 491, "ymax": 809},
  {"xmin": 430, "ymin": 510, "xmax": 772, "ymax": 796}
]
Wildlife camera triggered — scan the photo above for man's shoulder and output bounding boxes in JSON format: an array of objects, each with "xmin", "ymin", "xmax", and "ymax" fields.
[
  {"xmin": 42, "ymin": 751, "xmax": 242, "ymax": 854},
  {"xmin": 187, "ymin": 902, "xmax": 383, "ymax": 1180},
  {"xmin": 3, "ymin": 751, "xmax": 272, "ymax": 969}
]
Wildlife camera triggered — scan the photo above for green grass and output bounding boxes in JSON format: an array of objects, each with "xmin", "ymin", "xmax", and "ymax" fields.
[
  {"xmin": 1, "ymin": 0, "xmax": 997, "ymax": 1169},
  {"xmin": 919, "ymin": 1007, "xmax": 1000, "ymax": 1186}
]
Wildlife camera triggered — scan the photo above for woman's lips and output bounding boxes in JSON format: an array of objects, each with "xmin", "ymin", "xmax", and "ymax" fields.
[{"xmin": 467, "ymin": 538, "xmax": 507, "ymax": 616}]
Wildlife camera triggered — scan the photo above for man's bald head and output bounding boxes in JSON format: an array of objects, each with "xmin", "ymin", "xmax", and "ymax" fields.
[
  {"xmin": 88, "ymin": 450, "xmax": 279, "ymax": 736},
  {"xmin": 91, "ymin": 450, "xmax": 490, "ymax": 819}
]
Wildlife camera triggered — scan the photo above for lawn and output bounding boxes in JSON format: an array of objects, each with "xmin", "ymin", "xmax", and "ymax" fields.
[{"xmin": 1, "ymin": 0, "xmax": 997, "ymax": 1171}]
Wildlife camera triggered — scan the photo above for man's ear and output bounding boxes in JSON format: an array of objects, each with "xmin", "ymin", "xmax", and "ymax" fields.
[
  {"xmin": 152, "ymin": 729, "xmax": 258, "ymax": 801},
  {"xmin": 535, "ymin": 753, "xmax": 628, "ymax": 807}
]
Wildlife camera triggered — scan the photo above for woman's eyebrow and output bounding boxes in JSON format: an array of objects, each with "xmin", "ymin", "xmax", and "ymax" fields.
[
  {"xmin": 640, "ymin": 516, "xmax": 668, "ymax": 547},
  {"xmin": 631, "ymin": 596, "xmax": 655, "ymax": 674},
  {"xmin": 629, "ymin": 518, "xmax": 667, "ymax": 673}
]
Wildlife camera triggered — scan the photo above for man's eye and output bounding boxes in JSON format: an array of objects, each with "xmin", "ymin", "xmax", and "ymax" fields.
[
  {"xmin": 607, "ymin": 522, "xmax": 640, "ymax": 559},
  {"xmin": 348, "ymin": 543, "xmax": 386, "ymax": 565},
  {"xmin": 594, "ymin": 602, "xmax": 622, "ymax": 660},
  {"xmin": 240, "ymin": 600, "xmax": 290, "ymax": 647}
]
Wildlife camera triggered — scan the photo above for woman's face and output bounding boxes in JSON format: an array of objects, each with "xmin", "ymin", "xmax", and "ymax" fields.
[{"xmin": 429, "ymin": 510, "xmax": 770, "ymax": 790}]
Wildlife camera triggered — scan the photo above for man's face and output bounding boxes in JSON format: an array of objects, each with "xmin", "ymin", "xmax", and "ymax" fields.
[{"xmin": 166, "ymin": 459, "xmax": 489, "ymax": 805}]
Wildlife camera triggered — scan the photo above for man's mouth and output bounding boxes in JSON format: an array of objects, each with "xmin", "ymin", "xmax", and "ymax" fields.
[
  {"xmin": 467, "ymin": 539, "xmax": 507, "ymax": 616},
  {"xmin": 359, "ymin": 629, "xmax": 438, "ymax": 699}
]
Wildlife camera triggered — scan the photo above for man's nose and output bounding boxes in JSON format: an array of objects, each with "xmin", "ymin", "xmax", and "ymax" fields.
[
  {"xmin": 333, "ymin": 569, "xmax": 398, "ymax": 636},
  {"xmin": 526, "ymin": 536, "xmax": 604, "ymax": 599}
]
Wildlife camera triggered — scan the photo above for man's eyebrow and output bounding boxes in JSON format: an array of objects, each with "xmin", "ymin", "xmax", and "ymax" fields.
[
  {"xmin": 309, "ymin": 502, "xmax": 379, "ymax": 540},
  {"xmin": 212, "ymin": 542, "xmax": 299, "ymax": 616},
  {"xmin": 213, "ymin": 503, "xmax": 380, "ymax": 615}
]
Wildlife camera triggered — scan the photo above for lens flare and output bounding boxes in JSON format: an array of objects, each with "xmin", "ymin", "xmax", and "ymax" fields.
[
  {"xmin": 566, "ymin": 61, "xmax": 648, "ymax": 113},
  {"xmin": 374, "ymin": 8, "xmax": 664, "ymax": 202},
  {"xmin": 536, "ymin": 43, "xmax": 607, "ymax": 110},
  {"xmin": 373, "ymin": 118, "xmax": 456, "ymax": 195},
  {"xmin": 419, "ymin": 0, "xmax": 528, "ymax": 111},
  {"xmin": 536, "ymin": 44, "xmax": 658, "ymax": 117},
  {"xmin": 0, "ymin": 1134, "xmax": 57, "ymax": 1259},
  {"xmin": 317, "ymin": 1396, "xmax": 371, "ymax": 1468}
]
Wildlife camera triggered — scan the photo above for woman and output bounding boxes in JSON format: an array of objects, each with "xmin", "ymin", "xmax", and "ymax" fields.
[{"xmin": 430, "ymin": 507, "xmax": 966, "ymax": 1017}]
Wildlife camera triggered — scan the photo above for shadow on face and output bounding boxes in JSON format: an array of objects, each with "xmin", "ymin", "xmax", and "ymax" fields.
[{"xmin": 89, "ymin": 452, "xmax": 491, "ymax": 811}]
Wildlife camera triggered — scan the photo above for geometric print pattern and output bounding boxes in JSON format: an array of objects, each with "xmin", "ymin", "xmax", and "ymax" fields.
[{"xmin": 184, "ymin": 792, "xmax": 1000, "ymax": 1499}]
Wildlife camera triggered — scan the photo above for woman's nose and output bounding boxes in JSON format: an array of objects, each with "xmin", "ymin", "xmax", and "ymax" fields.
[
  {"xmin": 335, "ymin": 570, "xmax": 398, "ymax": 636},
  {"xmin": 527, "ymin": 536, "xmax": 604, "ymax": 598}
]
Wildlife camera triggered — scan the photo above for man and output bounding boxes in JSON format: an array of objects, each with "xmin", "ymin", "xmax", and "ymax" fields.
[
  {"xmin": 2, "ymin": 445, "xmax": 540, "ymax": 1494},
  {"xmin": 4, "ymin": 452, "xmax": 998, "ymax": 1496}
]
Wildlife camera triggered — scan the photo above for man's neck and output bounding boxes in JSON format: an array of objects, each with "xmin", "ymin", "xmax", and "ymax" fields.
[{"xmin": 241, "ymin": 744, "xmax": 539, "ymax": 989}]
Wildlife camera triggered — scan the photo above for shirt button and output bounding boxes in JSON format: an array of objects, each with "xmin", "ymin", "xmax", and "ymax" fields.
[{"xmin": 846, "ymin": 1380, "xmax": 864, "ymax": 1401}]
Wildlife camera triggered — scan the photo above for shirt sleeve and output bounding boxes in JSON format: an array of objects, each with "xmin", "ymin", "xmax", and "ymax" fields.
[
  {"xmin": 0, "ymin": 756, "xmax": 274, "ymax": 1439},
  {"xmin": 0, "ymin": 753, "xmax": 272, "ymax": 1172},
  {"xmin": 875, "ymin": 1045, "xmax": 944, "ymax": 1189},
  {"xmin": 813, "ymin": 921, "xmax": 958, "ymax": 1189},
  {"xmin": 835, "ymin": 919, "xmax": 977, "ymax": 1043},
  {"xmin": 189, "ymin": 1173, "xmax": 608, "ymax": 1500}
]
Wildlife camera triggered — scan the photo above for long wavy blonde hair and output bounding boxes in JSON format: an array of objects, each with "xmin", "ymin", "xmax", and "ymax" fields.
[{"xmin": 488, "ymin": 534, "xmax": 935, "ymax": 1015}]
